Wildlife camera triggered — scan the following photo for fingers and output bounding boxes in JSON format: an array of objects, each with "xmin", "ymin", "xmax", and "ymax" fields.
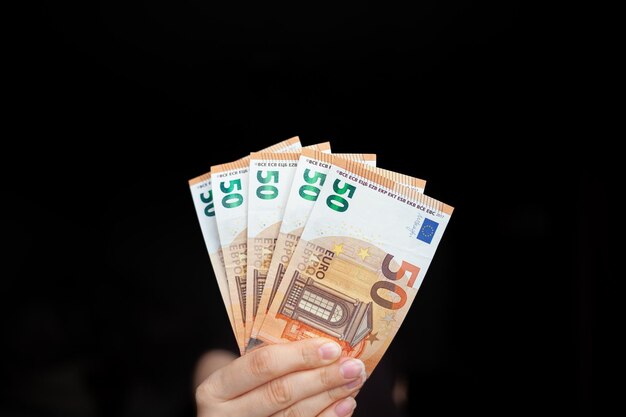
[
  {"xmin": 318, "ymin": 397, "xmax": 357, "ymax": 417},
  {"xmin": 203, "ymin": 338, "xmax": 342, "ymax": 400},
  {"xmin": 269, "ymin": 360, "xmax": 365, "ymax": 417},
  {"xmin": 235, "ymin": 357, "xmax": 366, "ymax": 417},
  {"xmin": 193, "ymin": 349, "xmax": 237, "ymax": 389}
]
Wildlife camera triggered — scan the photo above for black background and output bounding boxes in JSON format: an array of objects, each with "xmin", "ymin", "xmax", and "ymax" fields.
[{"xmin": 4, "ymin": 1, "xmax": 597, "ymax": 417}]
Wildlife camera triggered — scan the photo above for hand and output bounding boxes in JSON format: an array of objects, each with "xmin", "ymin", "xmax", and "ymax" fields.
[{"xmin": 195, "ymin": 338, "xmax": 366, "ymax": 417}]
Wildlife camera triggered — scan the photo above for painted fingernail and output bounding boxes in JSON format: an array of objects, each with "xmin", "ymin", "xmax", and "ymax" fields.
[
  {"xmin": 335, "ymin": 397, "xmax": 357, "ymax": 417},
  {"xmin": 339, "ymin": 359, "xmax": 365, "ymax": 379},
  {"xmin": 319, "ymin": 342, "xmax": 342, "ymax": 360}
]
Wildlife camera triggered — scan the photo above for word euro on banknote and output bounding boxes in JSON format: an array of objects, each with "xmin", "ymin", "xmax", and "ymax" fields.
[{"xmin": 256, "ymin": 158, "xmax": 451, "ymax": 374}]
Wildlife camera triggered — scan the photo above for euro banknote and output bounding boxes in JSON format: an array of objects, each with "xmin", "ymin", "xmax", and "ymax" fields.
[
  {"xmin": 244, "ymin": 143, "xmax": 331, "ymax": 344},
  {"xmin": 210, "ymin": 137, "xmax": 302, "ymax": 353},
  {"xmin": 188, "ymin": 171, "xmax": 235, "ymax": 338}
]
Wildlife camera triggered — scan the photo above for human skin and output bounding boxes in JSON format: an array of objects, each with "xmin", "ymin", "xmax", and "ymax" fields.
[{"xmin": 194, "ymin": 338, "xmax": 365, "ymax": 417}]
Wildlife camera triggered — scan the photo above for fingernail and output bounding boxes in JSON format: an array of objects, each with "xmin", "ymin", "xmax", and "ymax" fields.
[
  {"xmin": 318, "ymin": 342, "xmax": 342, "ymax": 360},
  {"xmin": 339, "ymin": 359, "xmax": 365, "ymax": 379},
  {"xmin": 335, "ymin": 397, "xmax": 357, "ymax": 417},
  {"xmin": 345, "ymin": 372, "xmax": 366, "ymax": 389}
]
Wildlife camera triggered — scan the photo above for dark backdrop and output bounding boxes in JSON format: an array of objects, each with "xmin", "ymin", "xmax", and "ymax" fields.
[{"xmin": 4, "ymin": 1, "xmax": 597, "ymax": 417}]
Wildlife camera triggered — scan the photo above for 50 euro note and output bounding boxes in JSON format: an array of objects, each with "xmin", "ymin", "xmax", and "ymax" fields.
[
  {"xmin": 189, "ymin": 172, "xmax": 235, "ymax": 337},
  {"xmin": 244, "ymin": 143, "xmax": 331, "ymax": 347},
  {"xmin": 211, "ymin": 136, "xmax": 302, "ymax": 354},
  {"xmin": 249, "ymin": 150, "xmax": 379, "ymax": 347},
  {"xmin": 255, "ymin": 158, "xmax": 452, "ymax": 375}
]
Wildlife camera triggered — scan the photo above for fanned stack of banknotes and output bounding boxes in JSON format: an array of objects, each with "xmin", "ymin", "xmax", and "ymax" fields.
[{"xmin": 189, "ymin": 137, "xmax": 454, "ymax": 376}]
